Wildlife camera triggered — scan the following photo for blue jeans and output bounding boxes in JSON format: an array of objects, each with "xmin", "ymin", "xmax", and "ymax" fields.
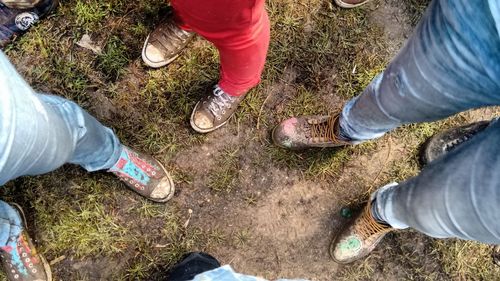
[
  {"xmin": 0, "ymin": 51, "xmax": 122, "ymax": 246},
  {"xmin": 340, "ymin": 0, "xmax": 500, "ymax": 243},
  {"xmin": 193, "ymin": 265, "xmax": 308, "ymax": 281}
]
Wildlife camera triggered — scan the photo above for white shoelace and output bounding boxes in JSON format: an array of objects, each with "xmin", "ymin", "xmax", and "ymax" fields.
[{"xmin": 208, "ymin": 85, "xmax": 234, "ymax": 120}]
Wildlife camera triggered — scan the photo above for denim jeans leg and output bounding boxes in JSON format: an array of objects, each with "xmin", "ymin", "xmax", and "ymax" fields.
[
  {"xmin": 339, "ymin": 0, "xmax": 500, "ymax": 141},
  {"xmin": 0, "ymin": 201, "xmax": 22, "ymax": 247},
  {"xmin": 0, "ymin": 51, "xmax": 122, "ymax": 186},
  {"xmin": 373, "ymin": 119, "xmax": 500, "ymax": 244}
]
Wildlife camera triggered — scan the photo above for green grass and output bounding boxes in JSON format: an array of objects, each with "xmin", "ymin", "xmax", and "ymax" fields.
[
  {"xmin": 97, "ymin": 36, "xmax": 131, "ymax": 80},
  {"xmin": 435, "ymin": 240, "xmax": 500, "ymax": 280},
  {"xmin": 208, "ymin": 148, "xmax": 241, "ymax": 192}
]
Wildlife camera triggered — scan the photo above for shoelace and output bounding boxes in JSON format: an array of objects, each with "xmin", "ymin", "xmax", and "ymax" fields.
[
  {"xmin": 157, "ymin": 23, "xmax": 191, "ymax": 55},
  {"xmin": 355, "ymin": 204, "xmax": 391, "ymax": 240},
  {"xmin": 309, "ymin": 115, "xmax": 339, "ymax": 143},
  {"xmin": 208, "ymin": 85, "xmax": 234, "ymax": 120}
]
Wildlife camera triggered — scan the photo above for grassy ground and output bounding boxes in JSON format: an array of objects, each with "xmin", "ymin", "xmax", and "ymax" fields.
[{"xmin": 3, "ymin": 0, "xmax": 500, "ymax": 280}]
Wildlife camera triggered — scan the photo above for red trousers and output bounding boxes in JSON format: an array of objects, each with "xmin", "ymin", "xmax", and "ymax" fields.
[{"xmin": 171, "ymin": 0, "xmax": 270, "ymax": 96}]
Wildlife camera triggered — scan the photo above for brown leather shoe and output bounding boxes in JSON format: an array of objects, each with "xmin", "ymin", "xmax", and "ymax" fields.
[
  {"xmin": 330, "ymin": 201, "xmax": 393, "ymax": 264},
  {"xmin": 272, "ymin": 114, "xmax": 352, "ymax": 150},
  {"xmin": 109, "ymin": 146, "xmax": 175, "ymax": 203},
  {"xmin": 190, "ymin": 85, "xmax": 246, "ymax": 133},
  {"xmin": 142, "ymin": 9, "xmax": 194, "ymax": 68},
  {"xmin": 334, "ymin": 0, "xmax": 371, "ymax": 8}
]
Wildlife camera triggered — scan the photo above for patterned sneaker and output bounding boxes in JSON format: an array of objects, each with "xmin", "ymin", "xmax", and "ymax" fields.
[
  {"xmin": 109, "ymin": 146, "xmax": 175, "ymax": 203},
  {"xmin": 420, "ymin": 120, "xmax": 491, "ymax": 166},
  {"xmin": 272, "ymin": 114, "xmax": 352, "ymax": 150},
  {"xmin": 0, "ymin": 0, "xmax": 58, "ymax": 48},
  {"xmin": 334, "ymin": 0, "xmax": 371, "ymax": 8},
  {"xmin": 141, "ymin": 8, "xmax": 194, "ymax": 68},
  {"xmin": 330, "ymin": 201, "xmax": 392, "ymax": 264},
  {"xmin": 0, "ymin": 203, "xmax": 52, "ymax": 281},
  {"xmin": 190, "ymin": 85, "xmax": 246, "ymax": 133}
]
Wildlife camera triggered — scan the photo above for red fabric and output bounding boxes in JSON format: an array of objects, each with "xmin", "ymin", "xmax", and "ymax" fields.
[{"xmin": 171, "ymin": 0, "xmax": 270, "ymax": 96}]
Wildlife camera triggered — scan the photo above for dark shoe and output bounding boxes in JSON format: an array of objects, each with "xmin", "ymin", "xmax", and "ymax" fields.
[
  {"xmin": 272, "ymin": 114, "xmax": 352, "ymax": 150},
  {"xmin": 0, "ymin": 203, "xmax": 52, "ymax": 281},
  {"xmin": 0, "ymin": 0, "xmax": 58, "ymax": 48},
  {"xmin": 166, "ymin": 252, "xmax": 220, "ymax": 281},
  {"xmin": 420, "ymin": 120, "xmax": 491, "ymax": 166},
  {"xmin": 334, "ymin": 0, "xmax": 371, "ymax": 8},
  {"xmin": 190, "ymin": 85, "xmax": 246, "ymax": 133},
  {"xmin": 142, "ymin": 8, "xmax": 194, "ymax": 68},
  {"xmin": 330, "ymin": 201, "xmax": 392, "ymax": 264},
  {"xmin": 109, "ymin": 146, "xmax": 175, "ymax": 203}
]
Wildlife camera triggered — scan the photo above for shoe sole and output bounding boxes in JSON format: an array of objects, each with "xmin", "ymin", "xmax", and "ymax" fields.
[
  {"xmin": 334, "ymin": 0, "xmax": 371, "ymax": 8},
  {"xmin": 10, "ymin": 203, "xmax": 53, "ymax": 281},
  {"xmin": 148, "ymin": 160, "xmax": 176, "ymax": 203},
  {"xmin": 189, "ymin": 100, "xmax": 232, "ymax": 133},
  {"xmin": 141, "ymin": 34, "xmax": 182, "ymax": 68}
]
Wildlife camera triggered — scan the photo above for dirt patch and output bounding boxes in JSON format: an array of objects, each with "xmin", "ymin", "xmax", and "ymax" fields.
[{"xmin": 370, "ymin": 0, "xmax": 412, "ymax": 58}]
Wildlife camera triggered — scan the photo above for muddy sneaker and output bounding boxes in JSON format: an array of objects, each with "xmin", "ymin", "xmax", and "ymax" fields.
[
  {"xmin": 190, "ymin": 85, "xmax": 245, "ymax": 133},
  {"xmin": 420, "ymin": 120, "xmax": 491, "ymax": 166},
  {"xmin": 272, "ymin": 114, "xmax": 352, "ymax": 150},
  {"xmin": 0, "ymin": 203, "xmax": 52, "ymax": 281},
  {"xmin": 0, "ymin": 0, "xmax": 58, "ymax": 48},
  {"xmin": 109, "ymin": 146, "xmax": 175, "ymax": 203},
  {"xmin": 334, "ymin": 0, "xmax": 371, "ymax": 8},
  {"xmin": 142, "ymin": 8, "xmax": 194, "ymax": 68},
  {"xmin": 330, "ymin": 201, "xmax": 392, "ymax": 264}
]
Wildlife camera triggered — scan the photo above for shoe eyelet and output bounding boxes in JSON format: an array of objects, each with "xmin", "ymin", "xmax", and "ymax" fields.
[
  {"xmin": 217, "ymin": 117, "xmax": 221, "ymax": 120},
  {"xmin": 32, "ymin": 269, "xmax": 37, "ymax": 273},
  {"xmin": 22, "ymin": 253, "xmax": 27, "ymax": 257},
  {"xmin": 25, "ymin": 258, "xmax": 30, "ymax": 262},
  {"xmin": 140, "ymin": 187, "xmax": 145, "ymax": 190},
  {"xmin": 152, "ymin": 171, "xmax": 157, "ymax": 176},
  {"xmin": 222, "ymin": 110, "xmax": 226, "ymax": 114}
]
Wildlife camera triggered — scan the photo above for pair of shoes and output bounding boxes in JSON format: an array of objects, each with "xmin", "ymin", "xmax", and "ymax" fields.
[
  {"xmin": 0, "ymin": 203, "xmax": 51, "ymax": 281},
  {"xmin": 0, "ymin": 0, "xmax": 58, "ymax": 48},
  {"xmin": 142, "ymin": 9, "xmax": 245, "ymax": 134},
  {"xmin": 272, "ymin": 112, "xmax": 493, "ymax": 263}
]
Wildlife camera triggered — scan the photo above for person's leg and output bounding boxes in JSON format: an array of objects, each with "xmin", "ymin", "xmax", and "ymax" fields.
[
  {"xmin": 172, "ymin": 0, "xmax": 269, "ymax": 97},
  {"xmin": 330, "ymin": 119, "xmax": 500, "ymax": 263},
  {"xmin": 374, "ymin": 119, "xmax": 500, "ymax": 242},
  {"xmin": 0, "ymin": 51, "xmax": 174, "ymax": 202},
  {"xmin": 340, "ymin": 0, "xmax": 500, "ymax": 141},
  {"xmin": 170, "ymin": 0, "xmax": 270, "ymax": 133},
  {"xmin": 0, "ymin": 52, "xmax": 122, "ymax": 185},
  {"xmin": 273, "ymin": 0, "xmax": 500, "ymax": 148}
]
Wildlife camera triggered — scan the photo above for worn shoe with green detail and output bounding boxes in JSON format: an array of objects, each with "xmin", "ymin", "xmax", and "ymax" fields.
[
  {"xmin": 272, "ymin": 113, "xmax": 352, "ymax": 150},
  {"xmin": 330, "ymin": 201, "xmax": 393, "ymax": 264},
  {"xmin": 109, "ymin": 146, "xmax": 175, "ymax": 203}
]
